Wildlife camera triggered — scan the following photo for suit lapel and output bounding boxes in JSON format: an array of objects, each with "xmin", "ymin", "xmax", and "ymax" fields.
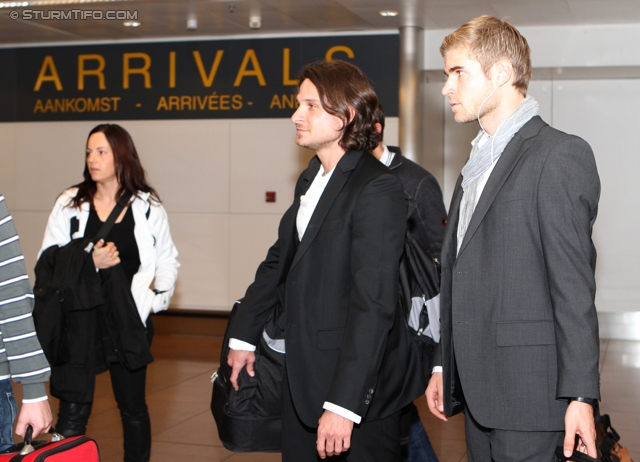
[
  {"xmin": 443, "ymin": 175, "xmax": 463, "ymax": 266},
  {"xmin": 457, "ymin": 116, "xmax": 545, "ymax": 257},
  {"xmin": 289, "ymin": 150, "xmax": 363, "ymax": 272}
]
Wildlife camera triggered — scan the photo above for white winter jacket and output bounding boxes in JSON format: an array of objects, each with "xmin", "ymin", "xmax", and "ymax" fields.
[{"xmin": 39, "ymin": 188, "xmax": 180, "ymax": 325}]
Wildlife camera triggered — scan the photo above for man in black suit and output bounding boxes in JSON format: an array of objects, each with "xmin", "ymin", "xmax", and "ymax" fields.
[
  {"xmin": 227, "ymin": 60, "xmax": 426, "ymax": 461},
  {"xmin": 426, "ymin": 16, "xmax": 600, "ymax": 461}
]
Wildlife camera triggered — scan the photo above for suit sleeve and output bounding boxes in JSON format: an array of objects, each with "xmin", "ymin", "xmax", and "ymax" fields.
[
  {"xmin": 537, "ymin": 136, "xmax": 600, "ymax": 400},
  {"xmin": 226, "ymin": 238, "xmax": 282, "ymax": 346},
  {"xmin": 325, "ymin": 173, "xmax": 406, "ymax": 417}
]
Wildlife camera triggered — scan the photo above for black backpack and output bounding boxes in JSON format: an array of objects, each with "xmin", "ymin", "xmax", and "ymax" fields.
[{"xmin": 398, "ymin": 208, "xmax": 442, "ymax": 381}]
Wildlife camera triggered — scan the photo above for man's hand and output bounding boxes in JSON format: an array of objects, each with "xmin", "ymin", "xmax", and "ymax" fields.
[
  {"xmin": 316, "ymin": 410, "xmax": 354, "ymax": 459},
  {"xmin": 226, "ymin": 349, "xmax": 255, "ymax": 391},
  {"xmin": 425, "ymin": 372, "xmax": 448, "ymax": 422},
  {"xmin": 14, "ymin": 400, "xmax": 53, "ymax": 438},
  {"xmin": 564, "ymin": 401, "xmax": 597, "ymax": 458},
  {"xmin": 92, "ymin": 239, "xmax": 120, "ymax": 269}
]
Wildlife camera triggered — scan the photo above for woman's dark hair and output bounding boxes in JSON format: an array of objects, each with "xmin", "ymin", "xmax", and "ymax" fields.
[
  {"xmin": 69, "ymin": 123, "xmax": 160, "ymax": 208},
  {"xmin": 297, "ymin": 60, "xmax": 382, "ymax": 152}
]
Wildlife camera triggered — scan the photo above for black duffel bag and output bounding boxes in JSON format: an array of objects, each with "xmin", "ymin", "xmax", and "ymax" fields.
[{"xmin": 210, "ymin": 300, "xmax": 284, "ymax": 452}]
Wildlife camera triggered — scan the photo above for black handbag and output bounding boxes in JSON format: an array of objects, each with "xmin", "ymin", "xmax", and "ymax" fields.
[{"xmin": 210, "ymin": 300, "xmax": 284, "ymax": 452}]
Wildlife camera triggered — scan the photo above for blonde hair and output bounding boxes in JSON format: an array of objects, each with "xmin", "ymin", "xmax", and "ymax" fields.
[{"xmin": 440, "ymin": 15, "xmax": 531, "ymax": 96}]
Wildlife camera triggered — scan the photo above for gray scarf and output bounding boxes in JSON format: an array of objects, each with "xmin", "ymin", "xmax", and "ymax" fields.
[{"xmin": 457, "ymin": 95, "xmax": 539, "ymax": 249}]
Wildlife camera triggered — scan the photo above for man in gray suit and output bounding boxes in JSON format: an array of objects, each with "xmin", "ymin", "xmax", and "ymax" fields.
[{"xmin": 426, "ymin": 16, "xmax": 600, "ymax": 461}]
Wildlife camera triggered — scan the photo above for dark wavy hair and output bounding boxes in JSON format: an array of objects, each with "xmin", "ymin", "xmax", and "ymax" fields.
[
  {"xmin": 69, "ymin": 123, "xmax": 160, "ymax": 208},
  {"xmin": 297, "ymin": 60, "xmax": 382, "ymax": 152}
]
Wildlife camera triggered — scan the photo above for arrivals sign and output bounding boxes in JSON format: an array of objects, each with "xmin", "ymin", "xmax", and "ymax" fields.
[{"xmin": 0, "ymin": 35, "xmax": 398, "ymax": 121}]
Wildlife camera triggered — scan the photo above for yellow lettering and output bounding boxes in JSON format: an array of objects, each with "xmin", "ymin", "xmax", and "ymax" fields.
[
  {"xmin": 232, "ymin": 94, "xmax": 243, "ymax": 110},
  {"xmin": 181, "ymin": 95, "xmax": 192, "ymax": 110},
  {"xmin": 44, "ymin": 99, "xmax": 54, "ymax": 112},
  {"xmin": 209, "ymin": 92, "xmax": 219, "ymax": 110},
  {"xmin": 325, "ymin": 46, "xmax": 354, "ymax": 62},
  {"xmin": 111, "ymin": 97, "xmax": 120, "ymax": 111},
  {"xmin": 196, "ymin": 95, "xmax": 207, "ymax": 110},
  {"xmin": 101, "ymin": 97, "xmax": 111, "ymax": 112},
  {"xmin": 123, "ymin": 53, "xmax": 152, "ymax": 89},
  {"xmin": 34, "ymin": 56, "xmax": 63, "ymax": 91},
  {"xmin": 233, "ymin": 49, "xmax": 266, "ymax": 87},
  {"xmin": 282, "ymin": 48, "xmax": 298, "ymax": 86},
  {"xmin": 284, "ymin": 94, "xmax": 296, "ymax": 108},
  {"xmin": 168, "ymin": 96, "xmax": 180, "ymax": 110},
  {"xmin": 157, "ymin": 96, "xmax": 168, "ymax": 111},
  {"xmin": 169, "ymin": 51, "xmax": 176, "ymax": 88},
  {"xmin": 78, "ymin": 54, "xmax": 106, "ymax": 90},
  {"xmin": 270, "ymin": 94, "xmax": 282, "ymax": 109},
  {"xmin": 54, "ymin": 99, "xmax": 65, "ymax": 112},
  {"xmin": 75, "ymin": 98, "xmax": 87, "ymax": 112},
  {"xmin": 193, "ymin": 50, "xmax": 225, "ymax": 87},
  {"xmin": 33, "ymin": 99, "xmax": 44, "ymax": 113},
  {"xmin": 86, "ymin": 97, "xmax": 100, "ymax": 111}
]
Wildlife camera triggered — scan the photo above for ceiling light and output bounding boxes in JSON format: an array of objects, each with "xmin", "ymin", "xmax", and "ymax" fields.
[
  {"xmin": 379, "ymin": 10, "xmax": 398, "ymax": 17},
  {"xmin": 123, "ymin": 21, "xmax": 140, "ymax": 27},
  {"xmin": 187, "ymin": 13, "xmax": 197, "ymax": 31}
]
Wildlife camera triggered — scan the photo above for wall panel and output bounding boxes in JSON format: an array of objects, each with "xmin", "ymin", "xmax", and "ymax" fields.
[
  {"xmin": 169, "ymin": 213, "xmax": 230, "ymax": 310},
  {"xmin": 125, "ymin": 120, "xmax": 231, "ymax": 214},
  {"xmin": 552, "ymin": 79, "xmax": 640, "ymax": 313}
]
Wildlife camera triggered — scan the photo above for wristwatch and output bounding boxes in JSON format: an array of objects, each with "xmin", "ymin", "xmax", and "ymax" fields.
[{"xmin": 568, "ymin": 397, "xmax": 598, "ymax": 406}]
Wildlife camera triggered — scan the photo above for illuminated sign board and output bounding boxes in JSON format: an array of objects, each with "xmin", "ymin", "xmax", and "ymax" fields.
[{"xmin": 0, "ymin": 35, "xmax": 398, "ymax": 121}]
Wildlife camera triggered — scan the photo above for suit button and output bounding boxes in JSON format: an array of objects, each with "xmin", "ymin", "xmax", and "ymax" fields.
[
  {"xmin": 365, "ymin": 400, "xmax": 370, "ymax": 405},
  {"xmin": 368, "ymin": 388, "xmax": 374, "ymax": 394}
]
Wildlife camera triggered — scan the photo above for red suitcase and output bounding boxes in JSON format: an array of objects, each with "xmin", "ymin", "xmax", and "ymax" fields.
[{"xmin": 0, "ymin": 426, "xmax": 100, "ymax": 461}]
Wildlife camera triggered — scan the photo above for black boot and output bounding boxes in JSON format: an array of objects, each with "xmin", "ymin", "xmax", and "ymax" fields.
[
  {"xmin": 55, "ymin": 401, "xmax": 92, "ymax": 437},
  {"xmin": 121, "ymin": 408, "xmax": 151, "ymax": 462}
]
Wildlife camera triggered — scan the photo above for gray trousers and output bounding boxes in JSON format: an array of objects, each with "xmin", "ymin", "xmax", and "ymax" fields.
[{"xmin": 464, "ymin": 406, "xmax": 564, "ymax": 462}]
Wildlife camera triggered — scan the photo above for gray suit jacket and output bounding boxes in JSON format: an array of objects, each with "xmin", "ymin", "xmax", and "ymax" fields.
[{"xmin": 436, "ymin": 116, "xmax": 601, "ymax": 431}]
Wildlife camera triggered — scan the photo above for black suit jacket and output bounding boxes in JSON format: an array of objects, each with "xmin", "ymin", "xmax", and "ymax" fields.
[
  {"xmin": 436, "ymin": 117, "xmax": 600, "ymax": 431},
  {"xmin": 228, "ymin": 150, "xmax": 426, "ymax": 427}
]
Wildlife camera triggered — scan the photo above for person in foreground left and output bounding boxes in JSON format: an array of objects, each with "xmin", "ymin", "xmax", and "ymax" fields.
[
  {"xmin": 226, "ymin": 60, "xmax": 426, "ymax": 461},
  {"xmin": 0, "ymin": 193, "xmax": 52, "ymax": 450}
]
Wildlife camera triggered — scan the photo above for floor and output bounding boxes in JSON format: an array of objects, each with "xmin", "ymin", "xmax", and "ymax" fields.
[{"xmin": 13, "ymin": 317, "xmax": 640, "ymax": 461}]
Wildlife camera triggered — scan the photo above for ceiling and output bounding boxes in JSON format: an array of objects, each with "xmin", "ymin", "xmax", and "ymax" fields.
[{"xmin": 1, "ymin": 0, "xmax": 639, "ymax": 46}]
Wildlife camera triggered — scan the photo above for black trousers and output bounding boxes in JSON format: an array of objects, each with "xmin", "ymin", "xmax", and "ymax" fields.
[
  {"xmin": 281, "ymin": 369, "xmax": 403, "ymax": 462},
  {"xmin": 56, "ymin": 321, "xmax": 153, "ymax": 462},
  {"xmin": 56, "ymin": 361, "xmax": 151, "ymax": 462}
]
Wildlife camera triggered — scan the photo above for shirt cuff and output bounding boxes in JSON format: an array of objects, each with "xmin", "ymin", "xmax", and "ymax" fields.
[
  {"xmin": 21, "ymin": 382, "xmax": 49, "ymax": 401},
  {"xmin": 432, "ymin": 366, "xmax": 443, "ymax": 374},
  {"xmin": 229, "ymin": 338, "xmax": 256, "ymax": 351},
  {"xmin": 22, "ymin": 395, "xmax": 49, "ymax": 404},
  {"xmin": 323, "ymin": 402, "xmax": 362, "ymax": 424}
]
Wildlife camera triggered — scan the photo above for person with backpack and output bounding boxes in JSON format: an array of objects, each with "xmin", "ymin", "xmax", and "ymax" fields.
[{"xmin": 371, "ymin": 108, "xmax": 446, "ymax": 462}]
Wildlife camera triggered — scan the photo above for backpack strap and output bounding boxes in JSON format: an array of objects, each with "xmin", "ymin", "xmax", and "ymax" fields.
[
  {"xmin": 84, "ymin": 190, "xmax": 133, "ymax": 253},
  {"xmin": 69, "ymin": 216, "xmax": 79, "ymax": 239}
]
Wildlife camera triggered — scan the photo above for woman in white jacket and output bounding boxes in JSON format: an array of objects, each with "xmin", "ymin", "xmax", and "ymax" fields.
[{"xmin": 39, "ymin": 124, "xmax": 179, "ymax": 462}]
